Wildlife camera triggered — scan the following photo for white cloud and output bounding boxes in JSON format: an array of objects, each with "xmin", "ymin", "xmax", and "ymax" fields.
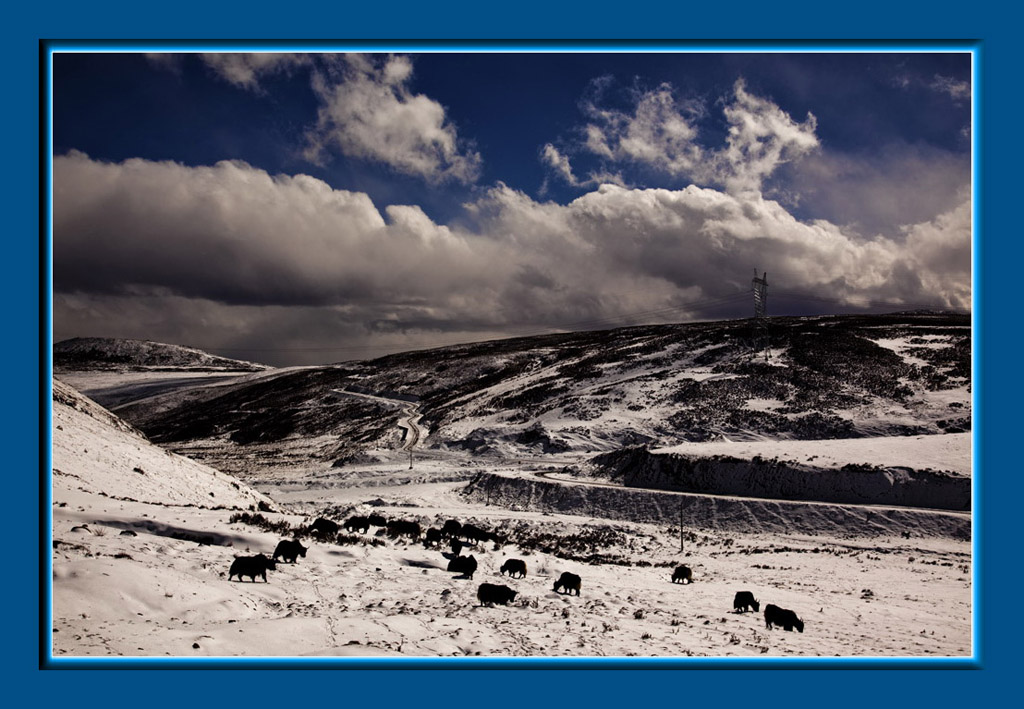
[
  {"xmin": 303, "ymin": 54, "xmax": 481, "ymax": 184},
  {"xmin": 53, "ymin": 153, "xmax": 970, "ymax": 364},
  {"xmin": 549, "ymin": 78, "xmax": 818, "ymax": 196},
  {"xmin": 198, "ymin": 53, "xmax": 312, "ymax": 91},
  {"xmin": 715, "ymin": 79, "xmax": 819, "ymax": 195},
  {"xmin": 890, "ymin": 70, "xmax": 971, "ymax": 103},
  {"xmin": 901, "ymin": 194, "xmax": 972, "ymax": 310},
  {"xmin": 541, "ymin": 143, "xmax": 579, "ymax": 186},
  {"xmin": 930, "ymin": 74, "xmax": 971, "ymax": 102},
  {"xmin": 579, "ymin": 81, "xmax": 705, "ymax": 177}
]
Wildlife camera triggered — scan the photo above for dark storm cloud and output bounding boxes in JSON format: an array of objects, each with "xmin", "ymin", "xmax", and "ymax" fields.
[{"xmin": 53, "ymin": 150, "xmax": 970, "ymax": 365}]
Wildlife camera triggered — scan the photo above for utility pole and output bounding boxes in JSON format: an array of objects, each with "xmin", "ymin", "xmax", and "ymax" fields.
[
  {"xmin": 752, "ymin": 269, "xmax": 770, "ymax": 362},
  {"xmin": 679, "ymin": 501, "xmax": 684, "ymax": 553}
]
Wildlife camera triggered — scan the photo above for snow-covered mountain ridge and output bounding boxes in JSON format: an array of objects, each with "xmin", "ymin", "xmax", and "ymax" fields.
[
  {"xmin": 82, "ymin": 312, "xmax": 969, "ymax": 483},
  {"xmin": 54, "ymin": 337, "xmax": 270, "ymax": 372}
]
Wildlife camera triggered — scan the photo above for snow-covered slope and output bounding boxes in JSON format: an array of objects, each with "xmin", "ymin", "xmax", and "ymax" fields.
[
  {"xmin": 103, "ymin": 313, "xmax": 970, "ymax": 486},
  {"xmin": 48, "ymin": 370, "xmax": 972, "ymax": 659},
  {"xmin": 54, "ymin": 337, "xmax": 270, "ymax": 372},
  {"xmin": 51, "ymin": 377, "xmax": 276, "ymax": 511}
]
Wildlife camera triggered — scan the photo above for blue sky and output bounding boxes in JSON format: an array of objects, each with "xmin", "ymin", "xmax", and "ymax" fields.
[{"xmin": 51, "ymin": 50, "xmax": 972, "ymax": 365}]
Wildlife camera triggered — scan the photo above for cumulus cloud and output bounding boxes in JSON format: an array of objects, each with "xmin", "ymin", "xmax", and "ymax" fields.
[
  {"xmin": 303, "ymin": 54, "xmax": 481, "ymax": 184},
  {"xmin": 901, "ymin": 194, "xmax": 972, "ymax": 308},
  {"xmin": 53, "ymin": 152, "xmax": 970, "ymax": 365},
  {"xmin": 546, "ymin": 78, "xmax": 818, "ymax": 196}
]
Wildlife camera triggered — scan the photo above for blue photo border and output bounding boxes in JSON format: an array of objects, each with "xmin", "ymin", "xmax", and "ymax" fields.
[{"xmin": 13, "ymin": 0, "xmax": 1010, "ymax": 702}]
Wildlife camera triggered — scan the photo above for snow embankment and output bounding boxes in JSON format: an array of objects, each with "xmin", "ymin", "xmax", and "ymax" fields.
[
  {"xmin": 51, "ymin": 377, "xmax": 276, "ymax": 511},
  {"xmin": 586, "ymin": 444, "xmax": 970, "ymax": 512},
  {"xmin": 462, "ymin": 471, "xmax": 970, "ymax": 540}
]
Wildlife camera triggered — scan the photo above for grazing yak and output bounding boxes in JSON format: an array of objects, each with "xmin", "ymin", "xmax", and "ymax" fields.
[
  {"xmin": 500, "ymin": 558, "xmax": 527, "ymax": 579},
  {"xmin": 367, "ymin": 513, "xmax": 388, "ymax": 528},
  {"xmin": 460, "ymin": 523, "xmax": 497, "ymax": 545},
  {"xmin": 671, "ymin": 565, "xmax": 693, "ymax": 584},
  {"xmin": 441, "ymin": 519, "xmax": 462, "ymax": 539},
  {"xmin": 272, "ymin": 539, "xmax": 307, "ymax": 564},
  {"xmin": 447, "ymin": 555, "xmax": 478, "ymax": 579},
  {"xmin": 554, "ymin": 571, "xmax": 582, "ymax": 596},
  {"xmin": 228, "ymin": 554, "xmax": 277, "ymax": 583},
  {"xmin": 458, "ymin": 523, "xmax": 483, "ymax": 543},
  {"xmin": 450, "ymin": 539, "xmax": 464, "ymax": 557},
  {"xmin": 423, "ymin": 528, "xmax": 443, "ymax": 547},
  {"xmin": 733, "ymin": 591, "xmax": 760, "ymax": 613},
  {"xmin": 764, "ymin": 604, "xmax": 804, "ymax": 632},
  {"xmin": 344, "ymin": 516, "xmax": 370, "ymax": 534},
  {"xmin": 387, "ymin": 519, "xmax": 422, "ymax": 541},
  {"xmin": 477, "ymin": 583, "xmax": 518, "ymax": 607},
  {"xmin": 307, "ymin": 517, "xmax": 340, "ymax": 537}
]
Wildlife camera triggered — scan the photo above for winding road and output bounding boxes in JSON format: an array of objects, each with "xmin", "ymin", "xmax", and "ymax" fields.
[
  {"xmin": 396, "ymin": 402, "xmax": 422, "ymax": 452},
  {"xmin": 332, "ymin": 388, "xmax": 423, "ymax": 452}
]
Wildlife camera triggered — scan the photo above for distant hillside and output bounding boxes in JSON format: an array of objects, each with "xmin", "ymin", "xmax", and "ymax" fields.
[
  {"xmin": 51, "ymin": 378, "xmax": 277, "ymax": 511},
  {"xmin": 54, "ymin": 337, "xmax": 270, "ymax": 372},
  {"xmin": 112, "ymin": 312, "xmax": 971, "ymax": 477}
]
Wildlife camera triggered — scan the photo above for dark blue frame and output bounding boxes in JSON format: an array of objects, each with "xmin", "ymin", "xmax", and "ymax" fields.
[{"xmin": 17, "ymin": 0, "xmax": 1009, "ymax": 702}]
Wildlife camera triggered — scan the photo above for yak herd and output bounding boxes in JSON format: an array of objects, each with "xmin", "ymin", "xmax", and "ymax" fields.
[{"xmin": 227, "ymin": 513, "xmax": 805, "ymax": 634}]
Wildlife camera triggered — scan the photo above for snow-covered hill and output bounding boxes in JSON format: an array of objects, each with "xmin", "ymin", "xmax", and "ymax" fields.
[
  {"xmin": 51, "ymin": 377, "xmax": 276, "ymax": 511},
  {"xmin": 90, "ymin": 313, "xmax": 969, "ymax": 486},
  {"xmin": 49, "ymin": 341, "xmax": 972, "ymax": 659},
  {"xmin": 54, "ymin": 337, "xmax": 270, "ymax": 372}
]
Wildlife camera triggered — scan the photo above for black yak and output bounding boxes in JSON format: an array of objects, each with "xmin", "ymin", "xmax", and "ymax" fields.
[
  {"xmin": 228, "ymin": 554, "xmax": 277, "ymax": 582},
  {"xmin": 500, "ymin": 558, "xmax": 527, "ymax": 579},
  {"xmin": 441, "ymin": 519, "xmax": 462, "ymax": 539},
  {"xmin": 554, "ymin": 571, "xmax": 582, "ymax": 596},
  {"xmin": 387, "ymin": 519, "xmax": 422, "ymax": 540},
  {"xmin": 424, "ymin": 528, "xmax": 443, "ymax": 547},
  {"xmin": 460, "ymin": 523, "xmax": 490, "ymax": 544},
  {"xmin": 450, "ymin": 538, "xmax": 464, "ymax": 557},
  {"xmin": 733, "ymin": 591, "xmax": 760, "ymax": 613},
  {"xmin": 344, "ymin": 516, "xmax": 370, "ymax": 534},
  {"xmin": 477, "ymin": 583, "xmax": 517, "ymax": 606},
  {"xmin": 307, "ymin": 517, "xmax": 339, "ymax": 537},
  {"xmin": 671, "ymin": 565, "xmax": 693, "ymax": 584},
  {"xmin": 272, "ymin": 539, "xmax": 307, "ymax": 563},
  {"xmin": 447, "ymin": 554, "xmax": 478, "ymax": 579},
  {"xmin": 764, "ymin": 604, "xmax": 804, "ymax": 632},
  {"xmin": 367, "ymin": 513, "xmax": 388, "ymax": 528}
]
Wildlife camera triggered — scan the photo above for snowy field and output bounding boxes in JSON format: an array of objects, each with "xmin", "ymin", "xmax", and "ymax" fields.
[{"xmin": 50, "ymin": 376, "xmax": 973, "ymax": 659}]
